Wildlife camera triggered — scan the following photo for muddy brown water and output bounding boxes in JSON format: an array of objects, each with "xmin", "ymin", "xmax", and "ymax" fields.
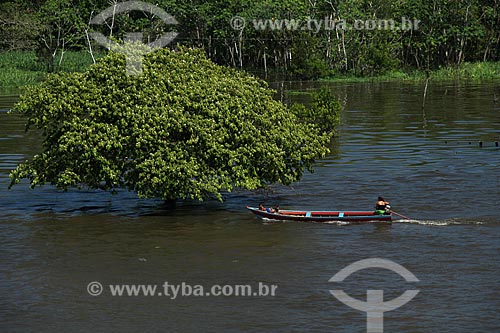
[{"xmin": 1, "ymin": 81, "xmax": 499, "ymax": 332}]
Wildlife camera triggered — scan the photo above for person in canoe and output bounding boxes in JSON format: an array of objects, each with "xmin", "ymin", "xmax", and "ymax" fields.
[
  {"xmin": 259, "ymin": 202, "xmax": 278, "ymax": 213},
  {"xmin": 374, "ymin": 196, "xmax": 391, "ymax": 215}
]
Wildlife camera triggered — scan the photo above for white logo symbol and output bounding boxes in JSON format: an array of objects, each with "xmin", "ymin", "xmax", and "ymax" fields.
[
  {"xmin": 87, "ymin": 281, "xmax": 103, "ymax": 296},
  {"xmin": 89, "ymin": 1, "xmax": 178, "ymax": 75},
  {"xmin": 329, "ymin": 258, "xmax": 419, "ymax": 333}
]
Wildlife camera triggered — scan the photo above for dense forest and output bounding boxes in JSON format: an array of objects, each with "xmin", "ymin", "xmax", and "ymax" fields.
[{"xmin": 1, "ymin": 0, "xmax": 499, "ymax": 78}]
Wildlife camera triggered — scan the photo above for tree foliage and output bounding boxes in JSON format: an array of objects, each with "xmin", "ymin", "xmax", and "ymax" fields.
[
  {"xmin": 291, "ymin": 88, "xmax": 341, "ymax": 135},
  {"xmin": 9, "ymin": 46, "xmax": 331, "ymax": 201},
  {"xmin": 0, "ymin": 2, "xmax": 44, "ymax": 51}
]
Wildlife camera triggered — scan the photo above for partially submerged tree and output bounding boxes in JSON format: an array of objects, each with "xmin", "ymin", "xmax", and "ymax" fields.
[{"xmin": 9, "ymin": 46, "xmax": 332, "ymax": 203}]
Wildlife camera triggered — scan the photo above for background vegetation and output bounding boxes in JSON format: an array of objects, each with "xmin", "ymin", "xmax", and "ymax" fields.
[{"xmin": 1, "ymin": 0, "xmax": 499, "ymax": 83}]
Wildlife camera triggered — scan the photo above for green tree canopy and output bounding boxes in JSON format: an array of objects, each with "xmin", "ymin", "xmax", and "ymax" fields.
[{"xmin": 9, "ymin": 46, "xmax": 331, "ymax": 202}]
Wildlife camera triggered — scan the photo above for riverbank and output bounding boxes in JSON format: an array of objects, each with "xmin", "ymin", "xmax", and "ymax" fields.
[
  {"xmin": 321, "ymin": 62, "xmax": 500, "ymax": 83},
  {"xmin": 1, "ymin": 51, "xmax": 499, "ymax": 89},
  {"xmin": 0, "ymin": 51, "xmax": 99, "ymax": 89}
]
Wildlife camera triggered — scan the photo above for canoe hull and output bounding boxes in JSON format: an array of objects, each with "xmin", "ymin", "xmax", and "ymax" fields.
[{"xmin": 246, "ymin": 206, "xmax": 392, "ymax": 223}]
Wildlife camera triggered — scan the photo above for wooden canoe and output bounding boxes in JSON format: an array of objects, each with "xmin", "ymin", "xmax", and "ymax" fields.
[{"xmin": 246, "ymin": 206, "xmax": 392, "ymax": 223}]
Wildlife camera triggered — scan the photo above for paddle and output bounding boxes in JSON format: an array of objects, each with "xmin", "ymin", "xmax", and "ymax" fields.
[{"xmin": 391, "ymin": 211, "xmax": 413, "ymax": 220}]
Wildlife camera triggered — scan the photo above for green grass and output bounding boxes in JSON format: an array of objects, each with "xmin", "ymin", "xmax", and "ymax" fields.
[
  {"xmin": 57, "ymin": 51, "xmax": 102, "ymax": 72},
  {"xmin": 321, "ymin": 62, "xmax": 500, "ymax": 83},
  {"xmin": 431, "ymin": 62, "xmax": 500, "ymax": 81},
  {"xmin": 1, "ymin": 51, "xmax": 500, "ymax": 89},
  {"xmin": 0, "ymin": 52, "xmax": 42, "ymax": 87},
  {"xmin": 0, "ymin": 51, "xmax": 101, "ymax": 88},
  {"xmin": 318, "ymin": 70, "xmax": 423, "ymax": 84}
]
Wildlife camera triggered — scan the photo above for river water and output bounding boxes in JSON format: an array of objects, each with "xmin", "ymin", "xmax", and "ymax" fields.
[{"xmin": 1, "ymin": 82, "xmax": 499, "ymax": 332}]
